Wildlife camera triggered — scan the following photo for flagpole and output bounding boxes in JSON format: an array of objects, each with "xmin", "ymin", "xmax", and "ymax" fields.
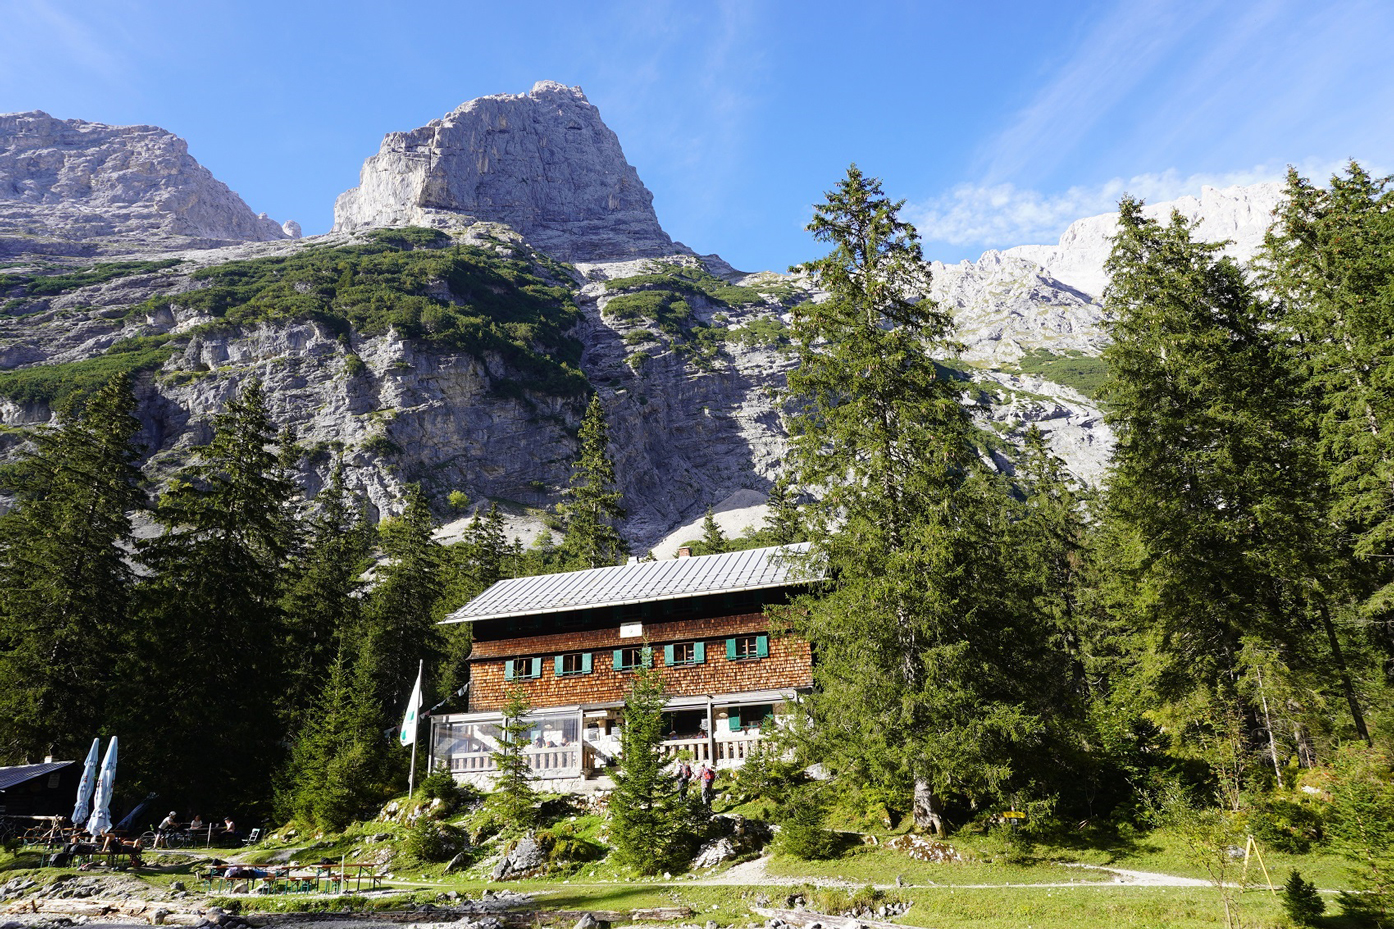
[{"xmin": 408, "ymin": 659, "xmax": 422, "ymax": 799}]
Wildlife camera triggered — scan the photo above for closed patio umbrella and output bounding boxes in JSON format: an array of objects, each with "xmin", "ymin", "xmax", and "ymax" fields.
[
  {"xmin": 71, "ymin": 737, "xmax": 100, "ymax": 825},
  {"xmin": 85, "ymin": 736, "xmax": 118, "ymax": 836}
]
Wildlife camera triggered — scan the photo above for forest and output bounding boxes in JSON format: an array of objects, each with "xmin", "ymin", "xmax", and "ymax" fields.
[{"xmin": 0, "ymin": 162, "xmax": 1392, "ymax": 921}]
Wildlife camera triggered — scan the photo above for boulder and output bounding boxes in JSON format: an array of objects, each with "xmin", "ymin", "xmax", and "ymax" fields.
[{"xmin": 489, "ymin": 833, "xmax": 548, "ymax": 881}]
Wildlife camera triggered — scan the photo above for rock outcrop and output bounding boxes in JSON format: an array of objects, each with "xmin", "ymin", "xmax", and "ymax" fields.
[
  {"xmin": 333, "ymin": 81, "xmax": 683, "ymax": 262},
  {"xmin": 1005, "ymin": 181, "xmax": 1285, "ymax": 298},
  {"xmin": 0, "ymin": 111, "xmax": 289, "ymax": 254}
]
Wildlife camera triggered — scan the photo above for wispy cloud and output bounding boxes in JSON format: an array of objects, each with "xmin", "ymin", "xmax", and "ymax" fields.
[
  {"xmin": 0, "ymin": 0, "xmax": 131, "ymax": 88},
  {"xmin": 978, "ymin": 0, "xmax": 1205, "ymax": 183},
  {"xmin": 907, "ymin": 160, "xmax": 1358, "ymax": 250}
]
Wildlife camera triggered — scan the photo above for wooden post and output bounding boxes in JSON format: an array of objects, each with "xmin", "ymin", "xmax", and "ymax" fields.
[{"xmin": 705, "ymin": 697, "xmax": 715, "ymax": 765}]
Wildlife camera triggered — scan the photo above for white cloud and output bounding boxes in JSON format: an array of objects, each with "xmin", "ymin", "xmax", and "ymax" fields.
[{"xmin": 906, "ymin": 160, "xmax": 1363, "ymax": 251}]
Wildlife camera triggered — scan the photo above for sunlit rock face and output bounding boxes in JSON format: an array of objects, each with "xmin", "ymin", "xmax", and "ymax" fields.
[
  {"xmin": 0, "ymin": 110, "xmax": 288, "ymax": 254},
  {"xmin": 333, "ymin": 81, "xmax": 684, "ymax": 263}
]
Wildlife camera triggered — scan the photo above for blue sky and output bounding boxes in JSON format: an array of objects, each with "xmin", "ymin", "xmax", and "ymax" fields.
[{"xmin": 2, "ymin": 0, "xmax": 1391, "ymax": 271}]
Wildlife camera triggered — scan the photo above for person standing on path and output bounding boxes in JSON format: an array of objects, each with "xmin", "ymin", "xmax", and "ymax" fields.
[{"xmin": 699, "ymin": 763, "xmax": 716, "ymax": 805}]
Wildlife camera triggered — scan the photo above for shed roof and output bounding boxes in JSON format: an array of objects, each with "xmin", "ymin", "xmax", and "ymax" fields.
[
  {"xmin": 0, "ymin": 761, "xmax": 72, "ymax": 791},
  {"xmin": 442, "ymin": 543, "xmax": 819, "ymax": 624}
]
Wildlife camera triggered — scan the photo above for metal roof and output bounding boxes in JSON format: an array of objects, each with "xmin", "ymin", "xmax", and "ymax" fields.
[
  {"xmin": 442, "ymin": 543, "xmax": 819, "ymax": 624},
  {"xmin": 0, "ymin": 761, "xmax": 72, "ymax": 792}
]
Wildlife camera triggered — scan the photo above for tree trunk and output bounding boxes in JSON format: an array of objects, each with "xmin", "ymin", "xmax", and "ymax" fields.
[
  {"xmin": 1318, "ymin": 598, "xmax": 1372, "ymax": 745},
  {"xmin": 913, "ymin": 778, "xmax": 946, "ymax": 835}
]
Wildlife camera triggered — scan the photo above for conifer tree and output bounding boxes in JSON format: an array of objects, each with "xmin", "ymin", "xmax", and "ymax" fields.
[
  {"xmin": 488, "ymin": 687, "xmax": 538, "ymax": 828},
  {"xmin": 698, "ymin": 508, "xmax": 727, "ymax": 555},
  {"xmin": 127, "ymin": 378, "xmax": 300, "ymax": 810},
  {"xmin": 609, "ymin": 663, "xmax": 687, "ymax": 873},
  {"xmin": 557, "ymin": 395, "xmax": 627, "ymax": 569},
  {"xmin": 0, "ymin": 375, "xmax": 143, "ymax": 762},
  {"xmin": 362, "ymin": 483, "xmax": 445, "ymax": 720},
  {"xmin": 783, "ymin": 165, "xmax": 1059, "ymax": 833},
  {"xmin": 763, "ymin": 476, "xmax": 803, "ymax": 546},
  {"xmin": 1100, "ymin": 197, "xmax": 1362, "ymax": 749},
  {"xmin": 280, "ymin": 461, "xmax": 374, "ymax": 723}
]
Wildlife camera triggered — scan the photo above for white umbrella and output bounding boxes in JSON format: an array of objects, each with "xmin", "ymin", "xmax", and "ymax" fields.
[
  {"xmin": 71, "ymin": 737, "xmax": 100, "ymax": 825},
  {"xmin": 85, "ymin": 736, "xmax": 118, "ymax": 836}
]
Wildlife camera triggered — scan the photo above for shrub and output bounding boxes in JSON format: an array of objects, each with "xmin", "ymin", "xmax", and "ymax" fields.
[
  {"xmin": 402, "ymin": 818, "xmax": 466, "ymax": 863},
  {"xmin": 343, "ymin": 353, "xmax": 367, "ymax": 378},
  {"xmin": 1282, "ymin": 870, "xmax": 1325, "ymax": 926},
  {"xmin": 777, "ymin": 788, "xmax": 843, "ymax": 860}
]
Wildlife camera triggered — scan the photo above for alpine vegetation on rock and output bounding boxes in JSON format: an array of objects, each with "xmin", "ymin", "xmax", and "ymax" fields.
[
  {"xmin": 334, "ymin": 81, "xmax": 684, "ymax": 262},
  {"xmin": 0, "ymin": 110, "xmax": 290, "ymax": 255}
]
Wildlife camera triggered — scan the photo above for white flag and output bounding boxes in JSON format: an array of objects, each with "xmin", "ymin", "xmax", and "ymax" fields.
[{"xmin": 399, "ymin": 667, "xmax": 423, "ymax": 747}]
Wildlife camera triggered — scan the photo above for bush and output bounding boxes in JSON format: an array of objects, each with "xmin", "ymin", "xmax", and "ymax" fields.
[
  {"xmin": 1249, "ymin": 797, "xmax": 1323, "ymax": 854},
  {"xmin": 402, "ymin": 818, "xmax": 466, "ymax": 863},
  {"xmin": 420, "ymin": 764, "xmax": 471, "ymax": 815},
  {"xmin": 777, "ymin": 789, "xmax": 843, "ymax": 860},
  {"xmin": 1282, "ymin": 869, "xmax": 1325, "ymax": 926},
  {"xmin": 343, "ymin": 353, "xmax": 367, "ymax": 378}
]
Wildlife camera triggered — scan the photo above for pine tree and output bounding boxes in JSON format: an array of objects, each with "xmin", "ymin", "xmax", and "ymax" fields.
[
  {"xmin": 698, "ymin": 508, "xmax": 727, "ymax": 555},
  {"xmin": 763, "ymin": 477, "xmax": 803, "ymax": 546},
  {"xmin": 126, "ymin": 378, "xmax": 300, "ymax": 811},
  {"xmin": 609, "ymin": 663, "xmax": 687, "ymax": 873},
  {"xmin": 362, "ymin": 483, "xmax": 445, "ymax": 723},
  {"xmin": 557, "ymin": 395, "xmax": 627, "ymax": 569},
  {"xmin": 488, "ymin": 687, "xmax": 538, "ymax": 828},
  {"xmin": 1100, "ymin": 196, "xmax": 1364, "ymax": 748},
  {"xmin": 0, "ymin": 375, "xmax": 143, "ymax": 762},
  {"xmin": 280, "ymin": 461, "xmax": 374, "ymax": 723},
  {"xmin": 783, "ymin": 165, "xmax": 1061, "ymax": 833}
]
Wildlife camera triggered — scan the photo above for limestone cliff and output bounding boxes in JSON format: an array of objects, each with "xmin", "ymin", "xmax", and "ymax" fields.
[
  {"xmin": 333, "ymin": 82, "xmax": 681, "ymax": 262},
  {"xmin": 0, "ymin": 111, "xmax": 291, "ymax": 255}
]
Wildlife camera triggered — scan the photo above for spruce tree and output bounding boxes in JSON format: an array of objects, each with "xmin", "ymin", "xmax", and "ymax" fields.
[
  {"xmin": 488, "ymin": 687, "xmax": 538, "ymax": 828},
  {"xmin": 763, "ymin": 477, "xmax": 803, "ymax": 546},
  {"xmin": 557, "ymin": 395, "xmax": 627, "ymax": 569},
  {"xmin": 0, "ymin": 375, "xmax": 143, "ymax": 762},
  {"xmin": 698, "ymin": 508, "xmax": 727, "ymax": 555},
  {"xmin": 127, "ymin": 378, "xmax": 300, "ymax": 811},
  {"xmin": 609, "ymin": 664, "xmax": 687, "ymax": 873},
  {"xmin": 280, "ymin": 461, "xmax": 374, "ymax": 723},
  {"xmin": 1100, "ymin": 196, "xmax": 1363, "ymax": 749},
  {"xmin": 362, "ymin": 483, "xmax": 445, "ymax": 723},
  {"xmin": 783, "ymin": 165, "xmax": 1062, "ymax": 833}
]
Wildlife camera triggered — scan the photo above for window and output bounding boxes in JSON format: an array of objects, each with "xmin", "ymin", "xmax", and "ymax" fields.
[
  {"xmin": 664, "ymin": 641, "xmax": 705, "ymax": 667},
  {"xmin": 555, "ymin": 652, "xmax": 593, "ymax": 677},
  {"xmin": 612, "ymin": 646, "xmax": 653, "ymax": 670},
  {"xmin": 727, "ymin": 703, "xmax": 775, "ymax": 731},
  {"xmin": 726, "ymin": 634, "xmax": 769, "ymax": 661},
  {"xmin": 504, "ymin": 657, "xmax": 542, "ymax": 681}
]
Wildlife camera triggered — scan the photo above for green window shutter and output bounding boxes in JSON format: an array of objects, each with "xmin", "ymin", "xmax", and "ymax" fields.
[
  {"xmin": 582, "ymin": 652, "xmax": 593, "ymax": 674},
  {"xmin": 726, "ymin": 637, "xmax": 737, "ymax": 660},
  {"xmin": 642, "ymin": 646, "xmax": 653, "ymax": 668},
  {"xmin": 728, "ymin": 709, "xmax": 742, "ymax": 731},
  {"xmin": 756, "ymin": 634, "xmax": 769, "ymax": 658},
  {"xmin": 694, "ymin": 641, "xmax": 706, "ymax": 664},
  {"xmin": 554, "ymin": 655, "xmax": 565, "ymax": 677},
  {"xmin": 504, "ymin": 661, "xmax": 514, "ymax": 682},
  {"xmin": 613, "ymin": 649, "xmax": 623, "ymax": 670},
  {"xmin": 530, "ymin": 657, "xmax": 542, "ymax": 678},
  {"xmin": 664, "ymin": 644, "xmax": 675, "ymax": 666}
]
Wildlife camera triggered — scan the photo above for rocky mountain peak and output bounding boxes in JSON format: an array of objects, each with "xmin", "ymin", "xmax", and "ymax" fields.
[
  {"xmin": 332, "ymin": 82, "xmax": 684, "ymax": 262},
  {"xmin": 0, "ymin": 110, "xmax": 289, "ymax": 255}
]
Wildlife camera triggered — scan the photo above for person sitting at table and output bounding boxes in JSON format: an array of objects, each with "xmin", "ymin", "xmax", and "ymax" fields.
[
  {"xmin": 222, "ymin": 816, "xmax": 239, "ymax": 842},
  {"xmin": 189, "ymin": 814, "xmax": 204, "ymax": 832}
]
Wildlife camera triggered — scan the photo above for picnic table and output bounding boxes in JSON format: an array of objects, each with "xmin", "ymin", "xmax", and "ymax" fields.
[{"xmin": 199, "ymin": 862, "xmax": 382, "ymax": 895}]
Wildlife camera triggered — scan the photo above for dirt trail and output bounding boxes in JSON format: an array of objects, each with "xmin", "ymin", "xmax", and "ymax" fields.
[{"xmin": 689, "ymin": 855, "xmax": 1214, "ymax": 889}]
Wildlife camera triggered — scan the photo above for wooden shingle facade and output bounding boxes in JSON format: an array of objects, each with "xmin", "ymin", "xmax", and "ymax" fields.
[{"xmin": 428, "ymin": 544, "xmax": 818, "ymax": 789}]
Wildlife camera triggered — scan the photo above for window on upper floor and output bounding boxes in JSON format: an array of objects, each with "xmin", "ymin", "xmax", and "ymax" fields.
[
  {"xmin": 555, "ymin": 652, "xmax": 592, "ymax": 677},
  {"xmin": 664, "ymin": 641, "xmax": 705, "ymax": 666},
  {"xmin": 726, "ymin": 634, "xmax": 769, "ymax": 661},
  {"xmin": 612, "ymin": 646, "xmax": 653, "ymax": 671},
  {"xmin": 505, "ymin": 657, "xmax": 542, "ymax": 680}
]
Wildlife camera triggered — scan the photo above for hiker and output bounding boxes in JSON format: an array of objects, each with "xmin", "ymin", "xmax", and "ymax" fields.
[
  {"xmin": 698, "ymin": 763, "xmax": 716, "ymax": 805},
  {"xmin": 675, "ymin": 760, "xmax": 693, "ymax": 796}
]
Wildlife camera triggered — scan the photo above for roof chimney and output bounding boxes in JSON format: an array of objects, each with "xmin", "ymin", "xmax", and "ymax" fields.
[{"xmin": 676, "ymin": 547, "xmax": 692, "ymax": 558}]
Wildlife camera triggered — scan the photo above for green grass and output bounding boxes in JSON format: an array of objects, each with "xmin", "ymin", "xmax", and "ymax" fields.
[
  {"xmin": 0, "ymin": 341, "xmax": 177, "ymax": 405},
  {"xmin": 132, "ymin": 229, "xmax": 587, "ymax": 398},
  {"xmin": 3, "ymin": 259, "xmax": 183, "ymax": 301},
  {"xmin": 604, "ymin": 262, "xmax": 765, "ymax": 309},
  {"xmin": 1012, "ymin": 349, "xmax": 1108, "ymax": 399}
]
